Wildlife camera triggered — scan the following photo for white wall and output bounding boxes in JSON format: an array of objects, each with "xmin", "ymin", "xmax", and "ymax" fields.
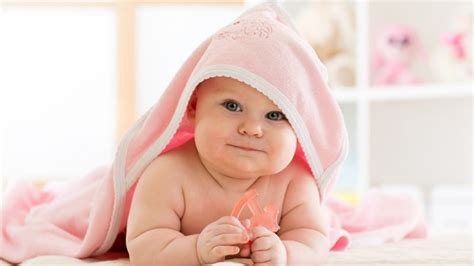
[
  {"xmin": 370, "ymin": 98, "xmax": 472, "ymax": 188},
  {"xmin": 136, "ymin": 4, "xmax": 244, "ymax": 116},
  {"xmin": 1, "ymin": 7, "xmax": 117, "ymax": 182},
  {"xmin": 367, "ymin": 1, "xmax": 473, "ymax": 188},
  {"xmin": 0, "ymin": 3, "xmax": 245, "ymax": 186}
]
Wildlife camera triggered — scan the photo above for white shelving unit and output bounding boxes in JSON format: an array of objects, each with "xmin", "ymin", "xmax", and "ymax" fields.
[
  {"xmin": 137, "ymin": 0, "xmax": 473, "ymax": 210},
  {"xmin": 135, "ymin": 0, "xmax": 472, "ymax": 207},
  {"xmin": 289, "ymin": 0, "xmax": 473, "ymax": 201},
  {"xmin": 334, "ymin": 84, "xmax": 473, "ymax": 103}
]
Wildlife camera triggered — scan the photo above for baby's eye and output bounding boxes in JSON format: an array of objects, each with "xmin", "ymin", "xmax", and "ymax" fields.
[
  {"xmin": 222, "ymin": 100, "xmax": 242, "ymax": 112},
  {"xmin": 266, "ymin": 111, "xmax": 287, "ymax": 121}
]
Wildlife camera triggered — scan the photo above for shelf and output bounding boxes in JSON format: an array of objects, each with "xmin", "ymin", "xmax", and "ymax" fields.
[
  {"xmin": 332, "ymin": 89, "xmax": 359, "ymax": 104},
  {"xmin": 332, "ymin": 83, "xmax": 473, "ymax": 104},
  {"xmin": 368, "ymin": 83, "xmax": 473, "ymax": 102},
  {"xmin": 299, "ymin": 0, "xmax": 473, "ymax": 203}
]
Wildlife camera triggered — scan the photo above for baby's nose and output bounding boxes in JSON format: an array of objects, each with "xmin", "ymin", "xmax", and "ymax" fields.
[{"xmin": 238, "ymin": 120, "xmax": 263, "ymax": 138}]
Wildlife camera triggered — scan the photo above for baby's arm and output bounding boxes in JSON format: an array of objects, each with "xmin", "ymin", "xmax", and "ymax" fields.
[
  {"xmin": 278, "ymin": 171, "xmax": 330, "ymax": 264},
  {"xmin": 126, "ymin": 156, "xmax": 249, "ymax": 265},
  {"xmin": 126, "ymin": 157, "xmax": 200, "ymax": 265}
]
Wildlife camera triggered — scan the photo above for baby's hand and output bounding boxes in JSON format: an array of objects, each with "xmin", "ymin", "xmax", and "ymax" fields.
[
  {"xmin": 196, "ymin": 216, "xmax": 250, "ymax": 264},
  {"xmin": 249, "ymin": 226, "xmax": 287, "ymax": 265}
]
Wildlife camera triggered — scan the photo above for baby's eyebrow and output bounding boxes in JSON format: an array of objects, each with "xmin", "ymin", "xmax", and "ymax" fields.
[
  {"xmin": 213, "ymin": 87, "xmax": 282, "ymax": 111},
  {"xmin": 214, "ymin": 86, "xmax": 237, "ymax": 94}
]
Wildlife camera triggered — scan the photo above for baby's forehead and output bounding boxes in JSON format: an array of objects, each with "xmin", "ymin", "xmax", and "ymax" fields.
[
  {"xmin": 196, "ymin": 77, "xmax": 281, "ymax": 110},
  {"xmin": 197, "ymin": 77, "xmax": 249, "ymax": 93},
  {"xmin": 197, "ymin": 77, "xmax": 266, "ymax": 99}
]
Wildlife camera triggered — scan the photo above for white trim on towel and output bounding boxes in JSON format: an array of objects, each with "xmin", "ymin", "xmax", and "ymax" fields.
[
  {"xmin": 124, "ymin": 64, "xmax": 325, "ymax": 191},
  {"xmin": 198, "ymin": 65, "xmax": 348, "ymax": 196},
  {"xmin": 320, "ymin": 129, "xmax": 350, "ymax": 190},
  {"xmin": 197, "ymin": 65, "xmax": 325, "ymax": 177},
  {"xmin": 93, "ymin": 109, "xmax": 151, "ymax": 255},
  {"xmin": 99, "ymin": 64, "xmax": 349, "ymax": 254}
]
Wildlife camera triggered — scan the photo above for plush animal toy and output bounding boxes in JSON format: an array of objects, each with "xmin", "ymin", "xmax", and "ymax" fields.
[
  {"xmin": 430, "ymin": 14, "xmax": 472, "ymax": 83},
  {"xmin": 295, "ymin": 1, "xmax": 355, "ymax": 88},
  {"xmin": 372, "ymin": 24, "xmax": 425, "ymax": 86}
]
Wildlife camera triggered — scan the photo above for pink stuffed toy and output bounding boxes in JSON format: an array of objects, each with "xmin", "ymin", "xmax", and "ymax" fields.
[
  {"xmin": 431, "ymin": 13, "xmax": 472, "ymax": 82},
  {"xmin": 372, "ymin": 24, "xmax": 425, "ymax": 86}
]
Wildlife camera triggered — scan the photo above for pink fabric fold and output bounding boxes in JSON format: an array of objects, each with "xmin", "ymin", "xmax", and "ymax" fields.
[
  {"xmin": 326, "ymin": 189, "xmax": 427, "ymax": 251},
  {"xmin": 1, "ymin": 3, "xmax": 426, "ymax": 263},
  {"xmin": 1, "ymin": 167, "xmax": 111, "ymax": 261}
]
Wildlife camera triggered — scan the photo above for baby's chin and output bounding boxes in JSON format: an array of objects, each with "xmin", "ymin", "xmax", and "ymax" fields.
[
  {"xmin": 225, "ymin": 156, "xmax": 290, "ymax": 176},
  {"xmin": 219, "ymin": 162, "xmax": 277, "ymax": 179}
]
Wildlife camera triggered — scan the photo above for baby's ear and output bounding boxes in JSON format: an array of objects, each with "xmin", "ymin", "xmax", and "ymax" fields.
[{"xmin": 186, "ymin": 91, "xmax": 198, "ymax": 122}]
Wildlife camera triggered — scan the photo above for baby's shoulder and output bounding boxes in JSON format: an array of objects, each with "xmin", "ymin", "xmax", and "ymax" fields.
[
  {"xmin": 266, "ymin": 157, "xmax": 315, "ymax": 198},
  {"xmin": 139, "ymin": 140, "xmax": 197, "ymax": 187},
  {"xmin": 278, "ymin": 156, "xmax": 314, "ymax": 184},
  {"xmin": 279, "ymin": 157, "xmax": 321, "ymax": 212}
]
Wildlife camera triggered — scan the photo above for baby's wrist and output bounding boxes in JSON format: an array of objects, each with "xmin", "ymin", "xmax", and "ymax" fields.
[
  {"xmin": 280, "ymin": 240, "xmax": 289, "ymax": 264},
  {"xmin": 195, "ymin": 234, "xmax": 205, "ymax": 265}
]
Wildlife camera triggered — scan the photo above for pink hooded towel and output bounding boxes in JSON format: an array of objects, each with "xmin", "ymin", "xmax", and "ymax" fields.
[{"xmin": 1, "ymin": 3, "xmax": 426, "ymax": 263}]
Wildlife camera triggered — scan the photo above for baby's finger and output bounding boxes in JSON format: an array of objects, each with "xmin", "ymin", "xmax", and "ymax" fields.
[
  {"xmin": 251, "ymin": 236, "xmax": 273, "ymax": 252},
  {"xmin": 239, "ymin": 243, "xmax": 251, "ymax": 257},
  {"xmin": 251, "ymin": 250, "xmax": 271, "ymax": 264},
  {"xmin": 242, "ymin": 219, "xmax": 251, "ymax": 229},
  {"xmin": 214, "ymin": 233, "xmax": 250, "ymax": 246},
  {"xmin": 212, "ymin": 224, "xmax": 246, "ymax": 236},
  {"xmin": 210, "ymin": 245, "xmax": 240, "ymax": 259},
  {"xmin": 251, "ymin": 226, "xmax": 272, "ymax": 240},
  {"xmin": 217, "ymin": 216, "xmax": 246, "ymax": 230}
]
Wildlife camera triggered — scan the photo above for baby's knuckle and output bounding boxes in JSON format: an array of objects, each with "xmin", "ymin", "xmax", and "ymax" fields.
[
  {"xmin": 217, "ymin": 234, "xmax": 231, "ymax": 243},
  {"xmin": 265, "ymin": 237, "xmax": 274, "ymax": 246},
  {"xmin": 214, "ymin": 246, "xmax": 228, "ymax": 256},
  {"xmin": 252, "ymin": 226, "xmax": 266, "ymax": 235},
  {"xmin": 228, "ymin": 225, "xmax": 243, "ymax": 234},
  {"xmin": 253, "ymin": 240, "xmax": 267, "ymax": 251},
  {"xmin": 204, "ymin": 241, "xmax": 213, "ymax": 251},
  {"xmin": 254, "ymin": 255, "xmax": 262, "ymax": 262},
  {"xmin": 251, "ymin": 242, "xmax": 263, "ymax": 252},
  {"xmin": 209, "ymin": 246, "xmax": 219, "ymax": 257},
  {"xmin": 220, "ymin": 216, "xmax": 233, "ymax": 223},
  {"xmin": 250, "ymin": 252, "xmax": 256, "ymax": 260},
  {"xmin": 230, "ymin": 216, "xmax": 242, "ymax": 225},
  {"xmin": 215, "ymin": 246, "xmax": 224, "ymax": 253}
]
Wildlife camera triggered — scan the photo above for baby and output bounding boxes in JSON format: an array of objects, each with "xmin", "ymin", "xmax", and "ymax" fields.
[{"xmin": 126, "ymin": 76, "xmax": 329, "ymax": 265}]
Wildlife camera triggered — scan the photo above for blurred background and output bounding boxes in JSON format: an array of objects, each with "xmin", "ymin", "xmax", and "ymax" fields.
[{"xmin": 0, "ymin": 0, "xmax": 472, "ymax": 235}]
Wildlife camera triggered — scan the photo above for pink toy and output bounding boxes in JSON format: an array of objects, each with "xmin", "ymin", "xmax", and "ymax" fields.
[
  {"xmin": 372, "ymin": 24, "xmax": 425, "ymax": 86},
  {"xmin": 442, "ymin": 32, "xmax": 466, "ymax": 59},
  {"xmin": 231, "ymin": 189, "xmax": 280, "ymax": 233},
  {"xmin": 430, "ymin": 13, "xmax": 472, "ymax": 82}
]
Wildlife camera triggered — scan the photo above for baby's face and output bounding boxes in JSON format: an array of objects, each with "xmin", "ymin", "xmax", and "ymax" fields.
[{"xmin": 188, "ymin": 77, "xmax": 297, "ymax": 179}]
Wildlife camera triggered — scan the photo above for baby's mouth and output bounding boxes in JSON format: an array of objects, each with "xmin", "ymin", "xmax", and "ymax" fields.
[{"xmin": 228, "ymin": 144, "xmax": 264, "ymax": 152}]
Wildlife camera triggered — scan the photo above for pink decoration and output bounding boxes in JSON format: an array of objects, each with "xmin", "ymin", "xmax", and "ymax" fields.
[
  {"xmin": 442, "ymin": 32, "xmax": 466, "ymax": 59},
  {"xmin": 372, "ymin": 24, "xmax": 425, "ymax": 85}
]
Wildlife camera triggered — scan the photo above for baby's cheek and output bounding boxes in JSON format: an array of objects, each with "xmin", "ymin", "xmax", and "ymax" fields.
[
  {"xmin": 269, "ymin": 144, "xmax": 295, "ymax": 172},
  {"xmin": 208, "ymin": 135, "xmax": 232, "ymax": 161},
  {"xmin": 195, "ymin": 123, "xmax": 222, "ymax": 147}
]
